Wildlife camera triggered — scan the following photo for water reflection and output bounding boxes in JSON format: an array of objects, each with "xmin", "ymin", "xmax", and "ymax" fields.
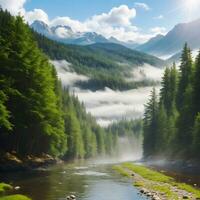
[{"xmin": 0, "ymin": 163, "xmax": 148, "ymax": 200}]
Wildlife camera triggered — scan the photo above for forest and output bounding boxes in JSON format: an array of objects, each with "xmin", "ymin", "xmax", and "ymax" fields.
[
  {"xmin": 143, "ymin": 44, "xmax": 200, "ymax": 160},
  {"xmin": 0, "ymin": 9, "xmax": 119, "ymax": 160},
  {"xmin": 33, "ymin": 32, "xmax": 163, "ymax": 90}
]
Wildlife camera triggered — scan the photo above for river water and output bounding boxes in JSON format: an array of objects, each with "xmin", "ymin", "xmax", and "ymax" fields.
[{"xmin": 0, "ymin": 161, "xmax": 148, "ymax": 200}]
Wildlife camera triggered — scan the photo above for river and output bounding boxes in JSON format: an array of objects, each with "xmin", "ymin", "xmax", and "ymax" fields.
[{"xmin": 0, "ymin": 161, "xmax": 148, "ymax": 200}]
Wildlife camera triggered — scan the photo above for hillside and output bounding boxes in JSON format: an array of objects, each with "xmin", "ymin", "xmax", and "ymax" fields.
[
  {"xmin": 33, "ymin": 32, "xmax": 165, "ymax": 90},
  {"xmin": 136, "ymin": 18, "xmax": 200, "ymax": 58}
]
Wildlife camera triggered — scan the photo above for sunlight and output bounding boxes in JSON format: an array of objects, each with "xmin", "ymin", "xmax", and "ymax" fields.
[{"xmin": 183, "ymin": 0, "xmax": 200, "ymax": 11}]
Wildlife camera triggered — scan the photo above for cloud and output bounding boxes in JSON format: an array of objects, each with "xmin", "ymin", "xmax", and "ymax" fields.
[
  {"xmin": 51, "ymin": 60, "xmax": 89, "ymax": 87},
  {"xmin": 154, "ymin": 15, "xmax": 164, "ymax": 19},
  {"xmin": 49, "ymin": 5, "xmax": 140, "ymax": 42},
  {"xmin": 127, "ymin": 64, "xmax": 165, "ymax": 82},
  {"xmin": 0, "ymin": 0, "xmax": 26, "ymax": 15},
  {"xmin": 134, "ymin": 2, "xmax": 150, "ymax": 11},
  {"xmin": 150, "ymin": 26, "xmax": 167, "ymax": 35},
  {"xmin": 53, "ymin": 60, "xmax": 163, "ymax": 127},
  {"xmin": 75, "ymin": 86, "xmax": 157, "ymax": 126},
  {"xmin": 89, "ymin": 5, "xmax": 136, "ymax": 26},
  {"xmin": 25, "ymin": 9, "xmax": 49, "ymax": 24},
  {"xmin": 0, "ymin": 2, "xmax": 163, "ymax": 43}
]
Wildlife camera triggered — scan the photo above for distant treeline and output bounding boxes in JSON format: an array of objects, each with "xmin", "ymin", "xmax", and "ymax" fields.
[
  {"xmin": 143, "ymin": 44, "xmax": 200, "ymax": 160},
  {"xmin": 0, "ymin": 9, "xmax": 118, "ymax": 159}
]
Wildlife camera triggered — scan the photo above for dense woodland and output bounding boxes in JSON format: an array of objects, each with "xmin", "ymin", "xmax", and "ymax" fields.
[
  {"xmin": 33, "ymin": 32, "xmax": 163, "ymax": 90},
  {"xmin": 0, "ymin": 9, "xmax": 118, "ymax": 159},
  {"xmin": 143, "ymin": 44, "xmax": 200, "ymax": 160}
]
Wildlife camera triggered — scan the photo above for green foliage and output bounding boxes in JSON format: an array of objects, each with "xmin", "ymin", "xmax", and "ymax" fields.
[
  {"xmin": 33, "ymin": 31, "xmax": 164, "ymax": 90},
  {"xmin": 0, "ymin": 195, "xmax": 31, "ymax": 200},
  {"xmin": 0, "ymin": 9, "xmax": 116, "ymax": 160},
  {"xmin": 143, "ymin": 44, "xmax": 200, "ymax": 160},
  {"xmin": 0, "ymin": 183, "xmax": 12, "ymax": 193},
  {"xmin": 0, "ymin": 9, "xmax": 66, "ymax": 156}
]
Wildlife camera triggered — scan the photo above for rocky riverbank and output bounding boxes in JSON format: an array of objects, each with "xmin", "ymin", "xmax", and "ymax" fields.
[
  {"xmin": 0, "ymin": 152, "xmax": 60, "ymax": 172},
  {"xmin": 113, "ymin": 163, "xmax": 200, "ymax": 200}
]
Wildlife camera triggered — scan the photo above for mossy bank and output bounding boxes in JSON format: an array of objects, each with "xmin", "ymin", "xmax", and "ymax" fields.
[
  {"xmin": 113, "ymin": 163, "xmax": 200, "ymax": 200},
  {"xmin": 0, "ymin": 183, "xmax": 31, "ymax": 200}
]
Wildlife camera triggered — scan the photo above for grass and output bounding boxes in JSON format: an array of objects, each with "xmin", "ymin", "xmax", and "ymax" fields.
[
  {"xmin": 112, "ymin": 165, "xmax": 131, "ymax": 177},
  {"xmin": 0, "ymin": 183, "xmax": 12, "ymax": 193},
  {"xmin": 151, "ymin": 184, "xmax": 179, "ymax": 200},
  {"xmin": 123, "ymin": 163, "xmax": 172, "ymax": 183},
  {"xmin": 0, "ymin": 195, "xmax": 31, "ymax": 200},
  {"xmin": 174, "ymin": 182, "xmax": 200, "ymax": 198},
  {"xmin": 133, "ymin": 181, "xmax": 144, "ymax": 187},
  {"xmin": 113, "ymin": 162, "xmax": 200, "ymax": 199}
]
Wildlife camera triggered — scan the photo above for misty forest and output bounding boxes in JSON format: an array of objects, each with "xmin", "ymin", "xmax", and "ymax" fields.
[{"xmin": 0, "ymin": 1, "xmax": 200, "ymax": 200}]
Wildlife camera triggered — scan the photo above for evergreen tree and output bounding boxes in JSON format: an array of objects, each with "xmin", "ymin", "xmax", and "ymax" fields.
[{"xmin": 143, "ymin": 88, "xmax": 158, "ymax": 157}]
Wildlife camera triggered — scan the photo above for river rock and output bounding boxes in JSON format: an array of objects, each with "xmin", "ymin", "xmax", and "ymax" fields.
[{"xmin": 70, "ymin": 195, "xmax": 76, "ymax": 199}]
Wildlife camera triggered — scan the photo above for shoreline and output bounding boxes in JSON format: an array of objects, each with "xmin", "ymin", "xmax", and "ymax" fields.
[
  {"xmin": 0, "ymin": 152, "xmax": 61, "ymax": 172},
  {"xmin": 113, "ymin": 162, "xmax": 200, "ymax": 200}
]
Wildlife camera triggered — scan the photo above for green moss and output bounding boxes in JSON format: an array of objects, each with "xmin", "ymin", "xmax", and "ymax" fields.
[
  {"xmin": 0, "ymin": 183, "xmax": 12, "ymax": 193},
  {"xmin": 173, "ymin": 182, "xmax": 200, "ymax": 198},
  {"xmin": 112, "ymin": 165, "xmax": 131, "ymax": 177},
  {"xmin": 121, "ymin": 163, "xmax": 200, "ymax": 198},
  {"xmin": 123, "ymin": 163, "xmax": 172, "ymax": 183},
  {"xmin": 0, "ymin": 195, "xmax": 31, "ymax": 200},
  {"xmin": 151, "ymin": 185, "xmax": 178, "ymax": 200},
  {"xmin": 133, "ymin": 181, "xmax": 144, "ymax": 187}
]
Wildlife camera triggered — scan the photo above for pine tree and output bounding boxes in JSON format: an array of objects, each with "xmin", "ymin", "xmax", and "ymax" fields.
[{"xmin": 143, "ymin": 88, "xmax": 158, "ymax": 157}]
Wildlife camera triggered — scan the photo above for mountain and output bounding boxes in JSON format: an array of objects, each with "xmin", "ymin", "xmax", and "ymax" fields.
[
  {"xmin": 31, "ymin": 20, "xmax": 110, "ymax": 45},
  {"xmin": 31, "ymin": 20, "xmax": 52, "ymax": 36},
  {"xmin": 136, "ymin": 34, "xmax": 164, "ymax": 52},
  {"xmin": 31, "ymin": 20, "xmax": 139, "ymax": 48},
  {"xmin": 136, "ymin": 18, "xmax": 200, "ymax": 58},
  {"xmin": 33, "ymin": 31, "xmax": 165, "ymax": 90},
  {"xmin": 109, "ymin": 36, "xmax": 139, "ymax": 49}
]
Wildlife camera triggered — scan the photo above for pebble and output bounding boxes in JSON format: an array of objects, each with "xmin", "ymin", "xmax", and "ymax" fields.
[{"xmin": 14, "ymin": 186, "xmax": 20, "ymax": 190}]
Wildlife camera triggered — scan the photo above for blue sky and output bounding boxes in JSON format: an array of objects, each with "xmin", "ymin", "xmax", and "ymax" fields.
[
  {"xmin": 1, "ymin": 0, "xmax": 200, "ymax": 43},
  {"xmin": 24, "ymin": 0, "xmax": 200, "ymax": 31}
]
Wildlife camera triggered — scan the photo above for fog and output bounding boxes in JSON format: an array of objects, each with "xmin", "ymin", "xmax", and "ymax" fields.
[
  {"xmin": 51, "ymin": 60, "xmax": 89, "ymax": 86},
  {"xmin": 52, "ymin": 60, "xmax": 162, "ymax": 126},
  {"xmin": 74, "ymin": 87, "xmax": 155, "ymax": 126},
  {"xmin": 127, "ymin": 64, "xmax": 164, "ymax": 82}
]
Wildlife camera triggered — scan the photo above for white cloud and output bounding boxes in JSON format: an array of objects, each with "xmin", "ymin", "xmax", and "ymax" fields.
[
  {"xmin": 150, "ymin": 26, "xmax": 167, "ymax": 35},
  {"xmin": 50, "ymin": 17, "xmax": 87, "ymax": 32},
  {"xmin": 0, "ymin": 1, "xmax": 161, "ymax": 43},
  {"xmin": 89, "ymin": 5, "xmax": 136, "ymax": 26},
  {"xmin": 154, "ymin": 15, "xmax": 164, "ymax": 20},
  {"xmin": 75, "ymin": 86, "xmax": 157, "ymax": 126},
  {"xmin": 127, "ymin": 64, "xmax": 164, "ymax": 82},
  {"xmin": 52, "ymin": 60, "xmax": 163, "ymax": 127},
  {"xmin": 51, "ymin": 60, "xmax": 89, "ymax": 87},
  {"xmin": 134, "ymin": 2, "xmax": 150, "ymax": 11},
  {"xmin": 0, "ymin": 0, "xmax": 26, "ymax": 15},
  {"xmin": 25, "ymin": 9, "xmax": 49, "ymax": 24}
]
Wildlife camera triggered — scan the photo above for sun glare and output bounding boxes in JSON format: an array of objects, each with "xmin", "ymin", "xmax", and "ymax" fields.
[{"xmin": 184, "ymin": 0, "xmax": 200, "ymax": 10}]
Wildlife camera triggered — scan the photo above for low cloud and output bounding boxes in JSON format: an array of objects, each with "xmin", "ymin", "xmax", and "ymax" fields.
[
  {"xmin": 74, "ymin": 86, "xmax": 157, "ymax": 126},
  {"xmin": 134, "ymin": 2, "xmax": 150, "ymax": 11},
  {"xmin": 127, "ymin": 64, "xmax": 164, "ymax": 82},
  {"xmin": 52, "ymin": 60, "xmax": 162, "ymax": 127},
  {"xmin": 51, "ymin": 60, "xmax": 89, "ymax": 87}
]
